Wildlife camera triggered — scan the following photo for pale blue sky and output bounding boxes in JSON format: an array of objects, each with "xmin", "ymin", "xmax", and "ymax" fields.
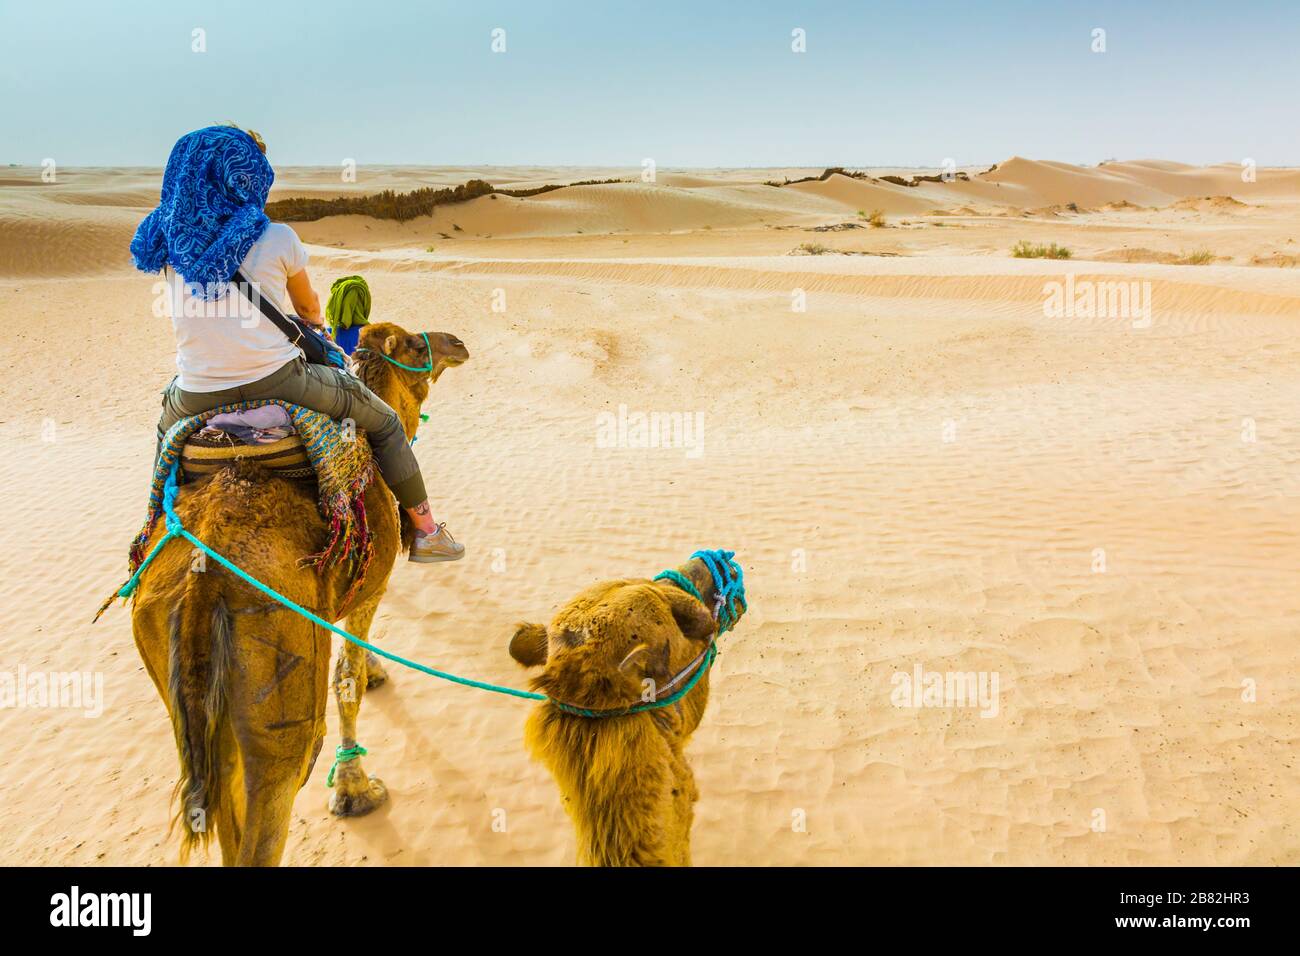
[{"xmin": 2, "ymin": 0, "xmax": 1296, "ymax": 167}]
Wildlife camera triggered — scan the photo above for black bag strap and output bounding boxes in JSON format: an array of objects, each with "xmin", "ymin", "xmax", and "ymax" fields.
[{"xmin": 232, "ymin": 269, "xmax": 310, "ymax": 349}]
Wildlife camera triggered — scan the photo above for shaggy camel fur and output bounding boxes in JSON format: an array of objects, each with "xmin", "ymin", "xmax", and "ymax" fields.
[
  {"xmin": 508, "ymin": 555, "xmax": 744, "ymax": 866},
  {"xmin": 130, "ymin": 323, "xmax": 467, "ymax": 865}
]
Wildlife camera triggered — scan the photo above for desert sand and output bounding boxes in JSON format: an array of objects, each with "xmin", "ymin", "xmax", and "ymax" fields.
[{"xmin": 1, "ymin": 158, "xmax": 1297, "ymax": 865}]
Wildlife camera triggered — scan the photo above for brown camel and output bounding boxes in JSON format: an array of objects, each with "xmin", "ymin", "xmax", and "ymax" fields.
[
  {"xmin": 508, "ymin": 554, "xmax": 745, "ymax": 866},
  {"xmin": 128, "ymin": 323, "xmax": 467, "ymax": 865}
]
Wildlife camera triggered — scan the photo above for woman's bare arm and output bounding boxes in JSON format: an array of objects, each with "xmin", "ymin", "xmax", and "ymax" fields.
[{"xmin": 286, "ymin": 268, "xmax": 323, "ymax": 325}]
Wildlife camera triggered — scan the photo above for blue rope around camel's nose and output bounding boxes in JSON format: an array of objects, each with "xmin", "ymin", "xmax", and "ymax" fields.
[
  {"xmin": 653, "ymin": 549, "xmax": 746, "ymax": 634},
  {"xmin": 108, "ymin": 460, "xmax": 745, "ymax": 722}
]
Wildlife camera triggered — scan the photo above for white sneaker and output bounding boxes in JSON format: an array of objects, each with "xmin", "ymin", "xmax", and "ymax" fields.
[{"xmin": 409, "ymin": 523, "xmax": 465, "ymax": 563}]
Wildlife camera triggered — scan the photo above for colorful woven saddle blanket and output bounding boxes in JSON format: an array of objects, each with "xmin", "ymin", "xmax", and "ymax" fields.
[{"xmin": 128, "ymin": 399, "xmax": 376, "ymax": 588}]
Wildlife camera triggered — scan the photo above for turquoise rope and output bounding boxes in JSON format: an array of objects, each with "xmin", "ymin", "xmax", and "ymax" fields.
[
  {"xmin": 355, "ymin": 332, "xmax": 432, "ymax": 446},
  {"xmin": 355, "ymin": 331, "xmax": 433, "ymax": 372},
  {"xmin": 689, "ymin": 549, "xmax": 747, "ymax": 633},
  {"xmin": 112, "ymin": 462, "xmax": 741, "ymax": 719},
  {"xmin": 652, "ymin": 568, "xmax": 703, "ymax": 603},
  {"xmin": 119, "ymin": 462, "xmax": 546, "ymax": 701},
  {"xmin": 114, "ymin": 526, "xmax": 182, "ymax": 598},
  {"xmin": 326, "ymin": 743, "xmax": 367, "ymax": 787},
  {"xmin": 411, "ymin": 413, "xmax": 430, "ymax": 446}
]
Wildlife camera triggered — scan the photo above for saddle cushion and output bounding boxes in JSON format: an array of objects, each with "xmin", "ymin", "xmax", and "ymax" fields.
[
  {"xmin": 180, "ymin": 431, "xmax": 315, "ymax": 481},
  {"xmin": 126, "ymin": 399, "xmax": 378, "ymax": 611}
]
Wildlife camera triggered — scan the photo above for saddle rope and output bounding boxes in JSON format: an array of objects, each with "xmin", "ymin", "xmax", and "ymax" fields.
[{"xmin": 103, "ymin": 458, "xmax": 745, "ymax": 721}]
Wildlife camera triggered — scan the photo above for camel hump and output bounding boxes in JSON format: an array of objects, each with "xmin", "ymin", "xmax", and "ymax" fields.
[{"xmin": 176, "ymin": 459, "xmax": 322, "ymax": 545}]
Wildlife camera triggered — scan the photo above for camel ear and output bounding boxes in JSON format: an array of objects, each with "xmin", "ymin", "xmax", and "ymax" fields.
[
  {"xmin": 509, "ymin": 622, "xmax": 549, "ymax": 667},
  {"xmin": 660, "ymin": 586, "xmax": 717, "ymax": 643},
  {"xmin": 383, "ymin": 334, "xmax": 399, "ymax": 355}
]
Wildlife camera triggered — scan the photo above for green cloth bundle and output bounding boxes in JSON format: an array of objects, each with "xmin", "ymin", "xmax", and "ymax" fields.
[{"xmin": 325, "ymin": 275, "xmax": 372, "ymax": 332}]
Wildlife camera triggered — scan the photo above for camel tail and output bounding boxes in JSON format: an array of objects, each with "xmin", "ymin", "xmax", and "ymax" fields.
[{"xmin": 165, "ymin": 592, "xmax": 234, "ymax": 862}]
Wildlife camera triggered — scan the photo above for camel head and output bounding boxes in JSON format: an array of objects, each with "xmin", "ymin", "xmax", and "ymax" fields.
[
  {"xmin": 356, "ymin": 322, "xmax": 469, "ymax": 383},
  {"xmin": 352, "ymin": 322, "xmax": 469, "ymax": 437},
  {"xmin": 509, "ymin": 555, "xmax": 744, "ymax": 713}
]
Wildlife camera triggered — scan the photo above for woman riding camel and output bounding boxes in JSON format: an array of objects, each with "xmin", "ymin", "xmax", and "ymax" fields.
[{"xmin": 133, "ymin": 124, "xmax": 463, "ymax": 563}]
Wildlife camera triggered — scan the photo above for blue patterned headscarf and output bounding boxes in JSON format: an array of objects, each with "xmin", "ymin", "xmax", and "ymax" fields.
[{"xmin": 130, "ymin": 126, "xmax": 274, "ymax": 299}]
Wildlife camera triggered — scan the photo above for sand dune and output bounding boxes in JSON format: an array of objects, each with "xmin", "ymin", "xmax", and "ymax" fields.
[
  {"xmin": 786, "ymin": 172, "xmax": 938, "ymax": 214},
  {"xmin": 0, "ymin": 205, "xmax": 138, "ymax": 276},
  {"xmin": 2, "ymin": 159, "xmax": 1297, "ymax": 866},
  {"xmin": 6, "ymin": 157, "xmax": 1298, "ymax": 276},
  {"xmin": 983, "ymin": 158, "xmax": 1173, "ymax": 206},
  {"xmin": 524, "ymin": 180, "xmax": 845, "ymax": 232}
]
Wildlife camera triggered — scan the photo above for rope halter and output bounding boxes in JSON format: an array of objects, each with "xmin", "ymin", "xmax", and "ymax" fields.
[{"xmin": 354, "ymin": 331, "xmax": 433, "ymax": 372}]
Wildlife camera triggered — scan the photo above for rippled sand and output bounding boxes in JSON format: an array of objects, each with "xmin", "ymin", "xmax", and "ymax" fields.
[{"xmin": 2, "ymin": 159, "xmax": 1296, "ymax": 864}]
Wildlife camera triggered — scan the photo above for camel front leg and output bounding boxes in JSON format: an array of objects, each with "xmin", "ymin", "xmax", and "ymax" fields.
[{"xmin": 328, "ymin": 599, "xmax": 389, "ymax": 817}]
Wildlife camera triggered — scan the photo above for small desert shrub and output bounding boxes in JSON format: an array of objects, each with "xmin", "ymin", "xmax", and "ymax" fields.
[
  {"xmin": 1178, "ymin": 249, "xmax": 1216, "ymax": 265},
  {"xmin": 867, "ymin": 209, "xmax": 886, "ymax": 228},
  {"xmin": 797, "ymin": 242, "xmax": 830, "ymax": 255},
  {"xmin": 766, "ymin": 167, "xmax": 872, "ymax": 187},
  {"xmin": 267, "ymin": 180, "xmax": 495, "ymax": 223},
  {"xmin": 1012, "ymin": 240, "xmax": 1072, "ymax": 260},
  {"xmin": 266, "ymin": 177, "xmax": 623, "ymax": 222}
]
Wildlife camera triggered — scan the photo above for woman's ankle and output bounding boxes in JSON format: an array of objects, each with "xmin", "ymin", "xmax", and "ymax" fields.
[{"xmin": 404, "ymin": 501, "xmax": 438, "ymax": 536}]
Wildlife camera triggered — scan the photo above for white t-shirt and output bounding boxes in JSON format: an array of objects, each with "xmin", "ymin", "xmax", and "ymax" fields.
[{"xmin": 166, "ymin": 223, "xmax": 309, "ymax": 392}]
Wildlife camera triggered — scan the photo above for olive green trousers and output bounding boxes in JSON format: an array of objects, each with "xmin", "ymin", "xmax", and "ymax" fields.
[{"xmin": 155, "ymin": 358, "xmax": 427, "ymax": 507}]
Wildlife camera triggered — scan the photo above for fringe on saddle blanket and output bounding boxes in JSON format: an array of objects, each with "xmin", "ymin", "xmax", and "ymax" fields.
[{"xmin": 123, "ymin": 399, "xmax": 377, "ymax": 610}]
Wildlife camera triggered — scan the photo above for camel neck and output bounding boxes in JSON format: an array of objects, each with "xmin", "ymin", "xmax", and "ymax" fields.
[
  {"xmin": 358, "ymin": 359, "xmax": 428, "ymax": 440},
  {"xmin": 573, "ymin": 730, "xmax": 679, "ymax": 867},
  {"xmin": 537, "ymin": 706, "xmax": 693, "ymax": 867}
]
